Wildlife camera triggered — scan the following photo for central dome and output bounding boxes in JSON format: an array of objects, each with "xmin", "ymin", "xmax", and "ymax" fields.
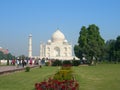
[{"xmin": 52, "ymin": 30, "xmax": 65, "ymax": 42}]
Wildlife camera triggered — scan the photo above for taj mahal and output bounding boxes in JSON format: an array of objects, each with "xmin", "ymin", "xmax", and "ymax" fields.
[{"xmin": 28, "ymin": 29, "xmax": 76, "ymax": 60}]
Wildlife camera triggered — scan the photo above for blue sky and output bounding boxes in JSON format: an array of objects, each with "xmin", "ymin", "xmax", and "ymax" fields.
[{"xmin": 0, "ymin": 0, "xmax": 120, "ymax": 56}]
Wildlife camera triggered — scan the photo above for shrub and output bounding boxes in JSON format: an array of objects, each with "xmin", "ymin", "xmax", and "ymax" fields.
[
  {"xmin": 62, "ymin": 60, "xmax": 72, "ymax": 65},
  {"xmin": 45, "ymin": 62, "xmax": 50, "ymax": 66},
  {"xmin": 53, "ymin": 64, "xmax": 73, "ymax": 81},
  {"xmin": 35, "ymin": 79, "xmax": 79, "ymax": 90},
  {"xmin": 52, "ymin": 60, "xmax": 62, "ymax": 66},
  {"xmin": 35, "ymin": 63, "xmax": 79, "ymax": 90},
  {"xmin": 72, "ymin": 60, "xmax": 80, "ymax": 66},
  {"xmin": 25, "ymin": 66, "xmax": 30, "ymax": 72},
  {"xmin": 35, "ymin": 64, "xmax": 79, "ymax": 90}
]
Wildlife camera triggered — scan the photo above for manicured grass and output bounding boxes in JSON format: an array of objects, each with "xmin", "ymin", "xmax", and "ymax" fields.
[
  {"xmin": 74, "ymin": 64, "xmax": 120, "ymax": 90},
  {"xmin": 0, "ymin": 64, "xmax": 120, "ymax": 90},
  {"xmin": 0, "ymin": 66, "xmax": 58, "ymax": 90}
]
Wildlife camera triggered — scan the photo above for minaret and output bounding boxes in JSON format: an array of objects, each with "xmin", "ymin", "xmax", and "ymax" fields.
[
  {"xmin": 40, "ymin": 42, "xmax": 43, "ymax": 58},
  {"xmin": 40, "ymin": 42, "xmax": 45, "ymax": 58},
  {"xmin": 28, "ymin": 34, "xmax": 32, "ymax": 58}
]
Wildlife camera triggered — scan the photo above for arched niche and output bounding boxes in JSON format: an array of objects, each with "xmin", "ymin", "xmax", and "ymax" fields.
[{"xmin": 54, "ymin": 47, "xmax": 60, "ymax": 57}]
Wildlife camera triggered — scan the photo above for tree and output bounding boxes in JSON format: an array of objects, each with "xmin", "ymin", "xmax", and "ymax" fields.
[
  {"xmin": 0, "ymin": 51, "xmax": 4, "ymax": 60},
  {"xmin": 18, "ymin": 55, "xmax": 26, "ymax": 60},
  {"xmin": 115, "ymin": 36, "xmax": 120, "ymax": 62},
  {"xmin": 0, "ymin": 51, "xmax": 15, "ymax": 65},
  {"xmin": 74, "ymin": 26, "xmax": 88, "ymax": 60},
  {"xmin": 105, "ymin": 39, "xmax": 116, "ymax": 62},
  {"xmin": 74, "ymin": 24, "xmax": 105, "ymax": 65},
  {"xmin": 105, "ymin": 36, "xmax": 120, "ymax": 63}
]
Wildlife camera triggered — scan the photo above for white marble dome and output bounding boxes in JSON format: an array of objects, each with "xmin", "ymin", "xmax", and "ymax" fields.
[{"xmin": 51, "ymin": 30, "xmax": 65, "ymax": 42}]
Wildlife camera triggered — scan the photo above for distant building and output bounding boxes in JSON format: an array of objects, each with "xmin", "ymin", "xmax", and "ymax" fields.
[{"xmin": 0, "ymin": 47, "xmax": 9, "ymax": 54}]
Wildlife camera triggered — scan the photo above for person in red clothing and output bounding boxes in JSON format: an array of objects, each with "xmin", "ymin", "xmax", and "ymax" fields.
[
  {"xmin": 29, "ymin": 59, "xmax": 32, "ymax": 65},
  {"xmin": 11, "ymin": 59, "xmax": 15, "ymax": 65}
]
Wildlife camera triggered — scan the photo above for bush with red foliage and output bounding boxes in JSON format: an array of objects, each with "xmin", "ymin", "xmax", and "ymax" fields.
[{"xmin": 35, "ymin": 64, "xmax": 79, "ymax": 90}]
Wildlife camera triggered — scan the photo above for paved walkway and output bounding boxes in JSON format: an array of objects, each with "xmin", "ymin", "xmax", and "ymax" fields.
[{"xmin": 0, "ymin": 65, "xmax": 38, "ymax": 75}]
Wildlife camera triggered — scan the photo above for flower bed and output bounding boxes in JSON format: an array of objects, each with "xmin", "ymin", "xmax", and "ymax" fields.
[{"xmin": 35, "ymin": 64, "xmax": 79, "ymax": 90}]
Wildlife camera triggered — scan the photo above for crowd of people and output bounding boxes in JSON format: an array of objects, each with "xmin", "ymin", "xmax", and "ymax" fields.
[{"xmin": 11, "ymin": 58, "xmax": 42, "ymax": 68}]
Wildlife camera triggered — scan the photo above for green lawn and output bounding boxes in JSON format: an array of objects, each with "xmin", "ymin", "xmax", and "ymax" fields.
[{"xmin": 0, "ymin": 64, "xmax": 120, "ymax": 90}]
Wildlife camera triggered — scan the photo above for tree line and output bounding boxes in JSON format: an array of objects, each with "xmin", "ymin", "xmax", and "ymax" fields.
[
  {"xmin": 105, "ymin": 36, "xmax": 120, "ymax": 63},
  {"xmin": 0, "ymin": 51, "xmax": 15, "ymax": 60},
  {"xmin": 0, "ymin": 51, "xmax": 28, "ymax": 61},
  {"xmin": 74, "ymin": 24, "xmax": 120, "ymax": 65}
]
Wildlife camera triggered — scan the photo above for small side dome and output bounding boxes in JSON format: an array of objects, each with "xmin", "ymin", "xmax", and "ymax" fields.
[
  {"xmin": 47, "ymin": 40, "xmax": 51, "ymax": 43},
  {"xmin": 64, "ymin": 39, "xmax": 68, "ymax": 43}
]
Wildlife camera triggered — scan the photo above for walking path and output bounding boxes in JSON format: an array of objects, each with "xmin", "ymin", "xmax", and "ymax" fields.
[{"xmin": 0, "ymin": 65, "xmax": 38, "ymax": 75}]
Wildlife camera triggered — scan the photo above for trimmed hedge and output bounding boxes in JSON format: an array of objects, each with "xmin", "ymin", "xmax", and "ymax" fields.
[
  {"xmin": 72, "ymin": 60, "xmax": 80, "ymax": 66},
  {"xmin": 52, "ymin": 60, "xmax": 62, "ymax": 66},
  {"xmin": 51, "ymin": 60, "xmax": 80, "ymax": 66}
]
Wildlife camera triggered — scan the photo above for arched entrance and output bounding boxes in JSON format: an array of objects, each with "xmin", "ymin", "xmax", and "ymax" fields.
[{"xmin": 54, "ymin": 47, "xmax": 60, "ymax": 57}]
